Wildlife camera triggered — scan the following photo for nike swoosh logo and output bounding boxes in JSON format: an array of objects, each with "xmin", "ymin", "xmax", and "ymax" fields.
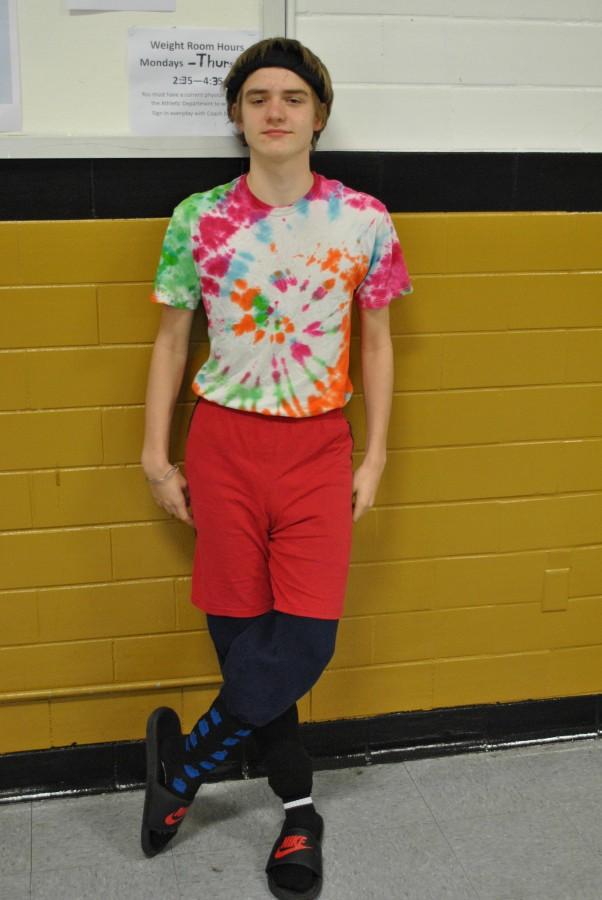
[
  {"xmin": 164, "ymin": 807, "xmax": 188, "ymax": 826},
  {"xmin": 275, "ymin": 844, "xmax": 313, "ymax": 859}
]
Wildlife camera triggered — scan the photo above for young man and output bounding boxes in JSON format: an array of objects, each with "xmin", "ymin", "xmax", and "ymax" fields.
[{"xmin": 140, "ymin": 37, "xmax": 412, "ymax": 900}]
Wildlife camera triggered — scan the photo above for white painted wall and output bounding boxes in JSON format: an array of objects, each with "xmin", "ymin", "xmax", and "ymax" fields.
[
  {"xmin": 18, "ymin": 1, "xmax": 260, "ymax": 136},
  {"xmin": 293, "ymin": 0, "xmax": 602, "ymax": 151},
  {"xmin": 2, "ymin": 0, "xmax": 601, "ymax": 155}
]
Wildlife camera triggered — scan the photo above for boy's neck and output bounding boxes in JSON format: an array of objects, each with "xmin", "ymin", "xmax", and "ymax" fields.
[{"xmin": 245, "ymin": 158, "xmax": 314, "ymax": 207}]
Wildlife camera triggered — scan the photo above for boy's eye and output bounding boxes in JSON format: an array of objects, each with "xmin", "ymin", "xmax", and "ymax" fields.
[{"xmin": 250, "ymin": 98, "xmax": 302, "ymax": 104}]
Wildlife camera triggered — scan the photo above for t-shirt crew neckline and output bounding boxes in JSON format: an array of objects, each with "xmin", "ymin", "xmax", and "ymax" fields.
[{"xmin": 240, "ymin": 171, "xmax": 321, "ymax": 216}]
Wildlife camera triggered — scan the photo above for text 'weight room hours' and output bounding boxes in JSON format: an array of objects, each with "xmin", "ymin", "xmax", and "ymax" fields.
[{"xmin": 149, "ymin": 40, "xmax": 244, "ymax": 52}]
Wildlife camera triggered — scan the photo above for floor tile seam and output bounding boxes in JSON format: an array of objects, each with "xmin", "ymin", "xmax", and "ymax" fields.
[
  {"xmin": 413, "ymin": 798, "xmax": 486, "ymax": 900},
  {"xmin": 29, "ymin": 858, "xmax": 134, "ymax": 877},
  {"xmin": 173, "ymin": 822, "xmax": 272, "ymax": 860},
  {"xmin": 558, "ymin": 793, "xmax": 602, "ymax": 817},
  {"xmin": 400, "ymin": 760, "xmax": 443, "ymax": 824},
  {"xmin": 28, "ymin": 856, "xmax": 179, "ymax": 883},
  {"xmin": 489, "ymin": 767, "xmax": 602, "ymax": 786},
  {"xmin": 171, "ymin": 828, "xmax": 275, "ymax": 860},
  {"xmin": 420, "ymin": 797, "xmax": 602, "ymax": 833},
  {"xmin": 560, "ymin": 803, "xmax": 602, "ymax": 860},
  {"xmin": 399, "ymin": 755, "xmax": 484, "ymax": 898},
  {"xmin": 404, "ymin": 753, "xmax": 595, "ymax": 822},
  {"xmin": 434, "ymin": 806, "xmax": 602, "ymax": 871},
  {"xmin": 402, "ymin": 763, "xmax": 502, "ymax": 900},
  {"xmin": 29, "ymin": 837, "xmax": 179, "ymax": 876},
  {"xmin": 28, "ymin": 801, "xmax": 33, "ymax": 881},
  {"xmin": 173, "ymin": 857, "xmax": 269, "ymax": 896},
  {"xmin": 490, "ymin": 759, "xmax": 602, "ymax": 785},
  {"xmin": 498, "ymin": 778, "xmax": 602, "ymax": 800},
  {"xmin": 166, "ymin": 845, "xmax": 181, "ymax": 897}
]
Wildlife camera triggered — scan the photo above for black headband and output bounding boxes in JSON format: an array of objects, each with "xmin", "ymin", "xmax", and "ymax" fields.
[{"xmin": 225, "ymin": 48, "xmax": 327, "ymax": 106}]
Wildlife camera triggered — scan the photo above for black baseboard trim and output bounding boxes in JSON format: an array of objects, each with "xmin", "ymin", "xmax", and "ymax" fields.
[
  {"xmin": 1, "ymin": 152, "xmax": 602, "ymax": 220},
  {"xmin": 1, "ymin": 694, "xmax": 600, "ymax": 804}
]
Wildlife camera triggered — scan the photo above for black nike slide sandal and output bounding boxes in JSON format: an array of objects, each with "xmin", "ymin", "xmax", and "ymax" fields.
[
  {"xmin": 141, "ymin": 706, "xmax": 193, "ymax": 858},
  {"xmin": 265, "ymin": 817, "xmax": 324, "ymax": 900}
]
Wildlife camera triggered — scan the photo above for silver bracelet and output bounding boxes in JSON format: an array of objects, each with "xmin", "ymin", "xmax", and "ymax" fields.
[{"xmin": 146, "ymin": 463, "xmax": 178, "ymax": 485}]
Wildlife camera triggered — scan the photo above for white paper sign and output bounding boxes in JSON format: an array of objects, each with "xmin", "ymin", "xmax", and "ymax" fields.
[
  {"xmin": 0, "ymin": 0, "xmax": 21, "ymax": 131},
  {"xmin": 66, "ymin": 1, "xmax": 175, "ymax": 10},
  {"xmin": 128, "ymin": 27, "xmax": 261, "ymax": 137}
]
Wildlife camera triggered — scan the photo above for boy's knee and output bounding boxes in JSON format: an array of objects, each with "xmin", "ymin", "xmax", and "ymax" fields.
[{"xmin": 295, "ymin": 619, "xmax": 338, "ymax": 675}]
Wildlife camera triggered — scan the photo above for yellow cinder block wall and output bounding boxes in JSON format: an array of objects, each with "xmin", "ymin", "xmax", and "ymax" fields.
[{"xmin": 1, "ymin": 212, "xmax": 602, "ymax": 755}]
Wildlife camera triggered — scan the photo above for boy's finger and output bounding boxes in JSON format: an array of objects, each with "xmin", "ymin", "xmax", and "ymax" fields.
[{"xmin": 176, "ymin": 506, "xmax": 194, "ymax": 525}]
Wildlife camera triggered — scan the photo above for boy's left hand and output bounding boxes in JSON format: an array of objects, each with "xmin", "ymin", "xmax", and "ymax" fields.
[{"xmin": 351, "ymin": 457, "xmax": 386, "ymax": 522}]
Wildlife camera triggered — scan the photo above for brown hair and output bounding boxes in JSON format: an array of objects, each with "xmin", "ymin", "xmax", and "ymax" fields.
[{"xmin": 223, "ymin": 37, "xmax": 334, "ymax": 151}]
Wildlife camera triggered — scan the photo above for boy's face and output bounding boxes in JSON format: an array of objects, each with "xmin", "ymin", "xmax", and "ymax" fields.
[{"xmin": 233, "ymin": 67, "xmax": 324, "ymax": 160}]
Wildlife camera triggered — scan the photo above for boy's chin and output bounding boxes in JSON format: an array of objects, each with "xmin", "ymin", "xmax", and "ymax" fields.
[{"xmin": 248, "ymin": 139, "xmax": 311, "ymax": 158}]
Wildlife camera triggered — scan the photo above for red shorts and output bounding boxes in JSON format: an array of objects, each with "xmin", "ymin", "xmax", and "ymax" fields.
[{"xmin": 184, "ymin": 397, "xmax": 354, "ymax": 620}]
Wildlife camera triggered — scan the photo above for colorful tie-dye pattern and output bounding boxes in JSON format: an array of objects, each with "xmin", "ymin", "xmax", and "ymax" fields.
[{"xmin": 151, "ymin": 171, "xmax": 413, "ymax": 417}]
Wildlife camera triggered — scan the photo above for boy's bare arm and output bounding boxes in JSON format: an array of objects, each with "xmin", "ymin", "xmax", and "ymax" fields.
[
  {"xmin": 350, "ymin": 304, "xmax": 394, "ymax": 522},
  {"xmin": 142, "ymin": 305, "xmax": 195, "ymax": 526},
  {"xmin": 359, "ymin": 304, "xmax": 394, "ymax": 467}
]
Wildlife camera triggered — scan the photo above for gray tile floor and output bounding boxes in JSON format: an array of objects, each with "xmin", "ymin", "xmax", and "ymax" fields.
[{"xmin": 1, "ymin": 737, "xmax": 602, "ymax": 900}]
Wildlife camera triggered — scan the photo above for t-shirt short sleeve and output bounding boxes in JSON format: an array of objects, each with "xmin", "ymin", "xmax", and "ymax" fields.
[
  {"xmin": 151, "ymin": 199, "xmax": 201, "ymax": 311},
  {"xmin": 354, "ymin": 208, "xmax": 413, "ymax": 310}
]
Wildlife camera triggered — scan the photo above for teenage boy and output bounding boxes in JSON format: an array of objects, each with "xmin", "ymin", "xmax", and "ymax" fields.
[{"xmin": 140, "ymin": 36, "xmax": 412, "ymax": 900}]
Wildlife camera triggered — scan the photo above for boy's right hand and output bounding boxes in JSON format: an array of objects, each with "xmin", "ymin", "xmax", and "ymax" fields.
[{"xmin": 147, "ymin": 469, "xmax": 195, "ymax": 527}]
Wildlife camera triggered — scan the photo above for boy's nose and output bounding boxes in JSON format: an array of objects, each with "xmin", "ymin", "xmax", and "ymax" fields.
[{"xmin": 266, "ymin": 101, "xmax": 285, "ymax": 119}]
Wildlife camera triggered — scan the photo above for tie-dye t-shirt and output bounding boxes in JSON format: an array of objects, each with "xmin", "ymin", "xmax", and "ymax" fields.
[{"xmin": 151, "ymin": 170, "xmax": 413, "ymax": 417}]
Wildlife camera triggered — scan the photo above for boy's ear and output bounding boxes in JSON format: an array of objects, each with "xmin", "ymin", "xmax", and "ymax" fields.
[
  {"xmin": 313, "ymin": 102, "xmax": 326, "ymax": 132},
  {"xmin": 231, "ymin": 102, "xmax": 242, "ymax": 128}
]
